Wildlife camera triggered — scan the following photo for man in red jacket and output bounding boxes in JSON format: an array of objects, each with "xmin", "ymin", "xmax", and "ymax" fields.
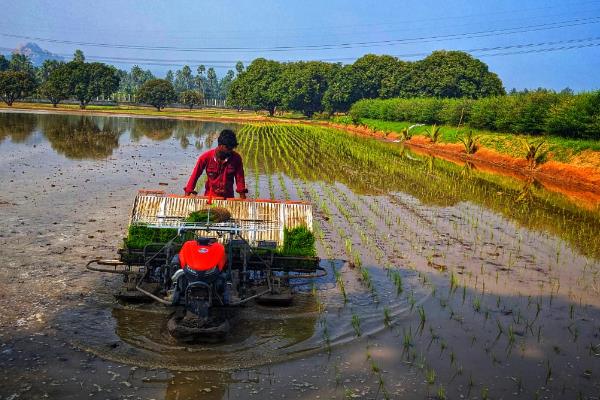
[{"xmin": 184, "ymin": 129, "xmax": 248, "ymax": 199}]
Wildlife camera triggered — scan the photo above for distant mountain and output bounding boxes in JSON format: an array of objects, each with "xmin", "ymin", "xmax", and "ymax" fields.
[{"xmin": 11, "ymin": 42, "xmax": 63, "ymax": 66}]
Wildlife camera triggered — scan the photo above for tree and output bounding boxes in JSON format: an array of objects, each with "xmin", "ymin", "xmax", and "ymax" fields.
[
  {"xmin": 227, "ymin": 78, "xmax": 249, "ymax": 111},
  {"xmin": 37, "ymin": 59, "xmax": 63, "ymax": 83},
  {"xmin": 226, "ymin": 58, "xmax": 283, "ymax": 116},
  {"xmin": 405, "ymin": 51, "xmax": 505, "ymax": 98},
  {"xmin": 67, "ymin": 61, "xmax": 120, "ymax": 109},
  {"xmin": 278, "ymin": 61, "xmax": 335, "ymax": 117},
  {"xmin": 0, "ymin": 55, "xmax": 8, "ymax": 72},
  {"xmin": 351, "ymin": 54, "xmax": 403, "ymax": 99},
  {"xmin": 322, "ymin": 64, "xmax": 360, "ymax": 113},
  {"xmin": 195, "ymin": 65, "xmax": 207, "ymax": 95},
  {"xmin": 0, "ymin": 70, "xmax": 36, "ymax": 106},
  {"xmin": 174, "ymin": 65, "xmax": 195, "ymax": 93},
  {"xmin": 38, "ymin": 63, "xmax": 71, "ymax": 107},
  {"xmin": 218, "ymin": 70, "xmax": 235, "ymax": 100},
  {"xmin": 137, "ymin": 79, "xmax": 176, "ymax": 111},
  {"xmin": 73, "ymin": 49, "xmax": 85, "ymax": 63},
  {"xmin": 179, "ymin": 90, "xmax": 204, "ymax": 110},
  {"xmin": 8, "ymin": 53, "xmax": 36, "ymax": 79},
  {"xmin": 206, "ymin": 67, "xmax": 219, "ymax": 99},
  {"xmin": 165, "ymin": 70, "xmax": 174, "ymax": 84},
  {"xmin": 235, "ymin": 61, "xmax": 244, "ymax": 75}
]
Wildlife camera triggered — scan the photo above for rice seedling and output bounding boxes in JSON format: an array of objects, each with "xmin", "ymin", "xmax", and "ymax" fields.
[
  {"xmin": 449, "ymin": 365, "xmax": 463, "ymax": 383},
  {"xmin": 449, "ymin": 271, "xmax": 459, "ymax": 294},
  {"xmin": 383, "ymin": 307, "xmax": 392, "ymax": 327},
  {"xmin": 334, "ymin": 269, "xmax": 347, "ymax": 303},
  {"xmin": 436, "ymin": 385, "xmax": 447, "ymax": 400},
  {"xmin": 507, "ymin": 325, "xmax": 516, "ymax": 353},
  {"xmin": 481, "ymin": 387, "xmax": 489, "ymax": 400},
  {"xmin": 473, "ymin": 297, "xmax": 482, "ymax": 313},
  {"xmin": 408, "ymin": 292, "xmax": 417, "ymax": 312},
  {"xmin": 570, "ymin": 304, "xmax": 575, "ymax": 319},
  {"xmin": 389, "ymin": 269, "xmax": 404, "ymax": 295},
  {"xmin": 334, "ymin": 364, "xmax": 342, "ymax": 387},
  {"xmin": 425, "ymin": 368, "xmax": 436, "ymax": 385},
  {"xmin": 418, "ymin": 305, "xmax": 427, "ymax": 330},
  {"xmin": 589, "ymin": 343, "xmax": 600, "ymax": 357},
  {"xmin": 351, "ymin": 313, "xmax": 362, "ymax": 337},
  {"xmin": 467, "ymin": 374, "xmax": 475, "ymax": 396},
  {"xmin": 568, "ymin": 323, "xmax": 579, "ymax": 342},
  {"xmin": 402, "ymin": 328, "xmax": 414, "ymax": 354},
  {"xmin": 545, "ymin": 359, "xmax": 552, "ymax": 384}
]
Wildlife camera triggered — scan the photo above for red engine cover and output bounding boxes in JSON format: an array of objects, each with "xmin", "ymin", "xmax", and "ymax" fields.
[{"xmin": 178, "ymin": 240, "xmax": 227, "ymax": 272}]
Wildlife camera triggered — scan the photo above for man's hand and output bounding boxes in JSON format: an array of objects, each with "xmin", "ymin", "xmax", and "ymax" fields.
[
  {"xmin": 185, "ymin": 191, "xmax": 198, "ymax": 196},
  {"xmin": 239, "ymin": 193, "xmax": 247, "ymax": 199}
]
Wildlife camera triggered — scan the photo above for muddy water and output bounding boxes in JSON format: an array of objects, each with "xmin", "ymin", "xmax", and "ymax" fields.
[{"xmin": 1, "ymin": 111, "xmax": 599, "ymax": 400}]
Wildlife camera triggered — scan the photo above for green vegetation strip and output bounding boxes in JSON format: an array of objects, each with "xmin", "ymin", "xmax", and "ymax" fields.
[
  {"xmin": 348, "ymin": 92, "xmax": 600, "ymax": 140},
  {"xmin": 334, "ymin": 116, "xmax": 600, "ymax": 164}
]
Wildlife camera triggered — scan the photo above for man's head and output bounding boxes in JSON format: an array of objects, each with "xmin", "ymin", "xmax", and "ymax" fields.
[{"xmin": 216, "ymin": 129, "xmax": 238, "ymax": 159}]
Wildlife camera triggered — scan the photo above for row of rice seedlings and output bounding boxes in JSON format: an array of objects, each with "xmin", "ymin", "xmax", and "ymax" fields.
[
  {"xmin": 262, "ymin": 125, "xmax": 276, "ymax": 199},
  {"xmin": 267, "ymin": 125, "xmax": 595, "ymax": 397},
  {"xmin": 366, "ymin": 347, "xmax": 391, "ymax": 400},
  {"xmin": 270, "ymin": 126, "xmax": 353, "ymax": 306}
]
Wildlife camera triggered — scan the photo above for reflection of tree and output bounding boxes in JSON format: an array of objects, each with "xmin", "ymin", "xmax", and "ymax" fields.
[
  {"xmin": 42, "ymin": 115, "xmax": 124, "ymax": 159},
  {"xmin": 128, "ymin": 118, "xmax": 239, "ymax": 148},
  {"xmin": 460, "ymin": 161, "xmax": 474, "ymax": 177},
  {"xmin": 516, "ymin": 177, "xmax": 541, "ymax": 203},
  {"xmin": 131, "ymin": 118, "xmax": 176, "ymax": 141},
  {"xmin": 0, "ymin": 112, "xmax": 37, "ymax": 143}
]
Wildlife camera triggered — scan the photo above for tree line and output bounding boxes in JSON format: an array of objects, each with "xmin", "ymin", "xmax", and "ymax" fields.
[
  {"xmin": 226, "ymin": 51, "xmax": 506, "ymax": 116},
  {"xmin": 0, "ymin": 50, "xmax": 119, "ymax": 108},
  {"xmin": 0, "ymin": 50, "xmax": 239, "ymax": 109}
]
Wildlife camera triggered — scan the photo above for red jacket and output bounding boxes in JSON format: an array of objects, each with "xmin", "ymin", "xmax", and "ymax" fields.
[{"xmin": 184, "ymin": 148, "xmax": 248, "ymax": 198}]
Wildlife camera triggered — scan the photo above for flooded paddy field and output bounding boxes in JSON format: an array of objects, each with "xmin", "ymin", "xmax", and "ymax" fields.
[{"xmin": 0, "ymin": 110, "xmax": 599, "ymax": 399}]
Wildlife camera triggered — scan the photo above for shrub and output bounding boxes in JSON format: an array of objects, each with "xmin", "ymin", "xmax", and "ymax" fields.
[
  {"xmin": 348, "ymin": 91, "xmax": 600, "ymax": 139},
  {"xmin": 545, "ymin": 92, "xmax": 600, "ymax": 138}
]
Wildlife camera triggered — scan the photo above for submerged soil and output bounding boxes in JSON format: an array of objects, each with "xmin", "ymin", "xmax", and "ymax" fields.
[{"xmin": 1, "ymin": 111, "xmax": 599, "ymax": 400}]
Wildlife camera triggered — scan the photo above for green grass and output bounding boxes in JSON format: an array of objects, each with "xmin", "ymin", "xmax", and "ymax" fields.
[{"xmin": 333, "ymin": 116, "xmax": 600, "ymax": 165}]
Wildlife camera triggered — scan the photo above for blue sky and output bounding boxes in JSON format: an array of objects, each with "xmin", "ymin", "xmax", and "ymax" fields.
[{"xmin": 3, "ymin": 0, "xmax": 600, "ymax": 91}]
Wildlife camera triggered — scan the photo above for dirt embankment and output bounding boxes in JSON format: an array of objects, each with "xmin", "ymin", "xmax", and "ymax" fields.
[{"xmin": 323, "ymin": 122, "xmax": 600, "ymax": 201}]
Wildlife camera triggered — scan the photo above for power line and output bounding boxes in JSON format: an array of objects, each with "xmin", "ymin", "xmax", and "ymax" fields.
[
  {"xmin": 2, "ymin": 15, "xmax": 600, "ymax": 53},
  {"xmin": 5, "ymin": 36, "xmax": 600, "ymax": 67}
]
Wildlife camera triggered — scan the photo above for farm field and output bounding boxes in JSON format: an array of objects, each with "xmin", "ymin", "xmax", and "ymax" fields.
[{"xmin": 0, "ymin": 111, "xmax": 599, "ymax": 399}]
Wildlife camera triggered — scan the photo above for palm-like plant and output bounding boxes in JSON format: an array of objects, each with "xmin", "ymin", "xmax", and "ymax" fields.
[
  {"xmin": 521, "ymin": 138, "xmax": 547, "ymax": 168},
  {"xmin": 458, "ymin": 130, "xmax": 479, "ymax": 154},
  {"xmin": 425, "ymin": 124, "xmax": 442, "ymax": 143}
]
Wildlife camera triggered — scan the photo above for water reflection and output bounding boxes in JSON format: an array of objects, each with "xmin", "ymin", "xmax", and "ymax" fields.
[
  {"xmin": 0, "ymin": 112, "xmax": 37, "ymax": 143},
  {"xmin": 0, "ymin": 112, "xmax": 239, "ymax": 160},
  {"xmin": 42, "ymin": 115, "xmax": 125, "ymax": 159},
  {"xmin": 131, "ymin": 118, "xmax": 177, "ymax": 141}
]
